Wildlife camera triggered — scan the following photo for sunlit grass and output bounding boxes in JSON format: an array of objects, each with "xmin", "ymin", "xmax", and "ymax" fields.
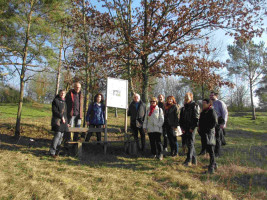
[{"xmin": 0, "ymin": 104, "xmax": 266, "ymax": 199}]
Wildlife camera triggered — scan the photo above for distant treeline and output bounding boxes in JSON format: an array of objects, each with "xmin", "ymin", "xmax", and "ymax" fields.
[{"xmin": 0, "ymin": 84, "xmax": 32, "ymax": 103}]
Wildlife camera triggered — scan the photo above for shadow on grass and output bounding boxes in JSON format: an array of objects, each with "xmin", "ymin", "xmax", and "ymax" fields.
[
  {"xmin": 0, "ymin": 131, "xmax": 163, "ymax": 172},
  {"xmin": 230, "ymin": 112, "xmax": 252, "ymax": 117},
  {"xmin": 226, "ymin": 129, "xmax": 267, "ymax": 139}
]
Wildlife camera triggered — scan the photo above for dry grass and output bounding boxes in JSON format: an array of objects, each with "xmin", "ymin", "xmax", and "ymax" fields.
[{"xmin": 0, "ymin": 105, "xmax": 266, "ymax": 199}]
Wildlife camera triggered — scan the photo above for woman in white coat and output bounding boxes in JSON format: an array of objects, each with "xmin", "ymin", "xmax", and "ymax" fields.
[{"xmin": 143, "ymin": 97, "xmax": 164, "ymax": 160}]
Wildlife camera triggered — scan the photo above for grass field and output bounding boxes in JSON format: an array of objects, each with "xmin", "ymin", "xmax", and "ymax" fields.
[{"xmin": 0, "ymin": 103, "xmax": 266, "ymax": 200}]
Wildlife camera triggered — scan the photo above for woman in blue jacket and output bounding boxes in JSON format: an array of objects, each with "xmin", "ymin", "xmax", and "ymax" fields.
[{"xmin": 85, "ymin": 94, "xmax": 105, "ymax": 142}]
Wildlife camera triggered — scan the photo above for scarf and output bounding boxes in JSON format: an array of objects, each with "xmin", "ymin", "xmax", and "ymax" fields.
[
  {"xmin": 149, "ymin": 105, "xmax": 156, "ymax": 116},
  {"xmin": 165, "ymin": 103, "xmax": 173, "ymax": 110},
  {"xmin": 203, "ymin": 105, "xmax": 212, "ymax": 112}
]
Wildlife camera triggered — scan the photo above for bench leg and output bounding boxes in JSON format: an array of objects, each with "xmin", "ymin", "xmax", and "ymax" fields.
[
  {"xmin": 73, "ymin": 142, "xmax": 82, "ymax": 158},
  {"xmin": 132, "ymin": 141, "xmax": 137, "ymax": 155},
  {"xmin": 104, "ymin": 143, "xmax": 107, "ymax": 155}
]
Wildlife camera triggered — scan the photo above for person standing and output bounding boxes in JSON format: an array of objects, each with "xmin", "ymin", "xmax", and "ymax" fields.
[
  {"xmin": 179, "ymin": 92, "xmax": 200, "ymax": 166},
  {"xmin": 50, "ymin": 90, "xmax": 69, "ymax": 158},
  {"xmin": 198, "ymin": 98, "xmax": 218, "ymax": 174},
  {"xmin": 210, "ymin": 91, "xmax": 228, "ymax": 157},
  {"xmin": 128, "ymin": 93, "xmax": 146, "ymax": 151},
  {"xmin": 164, "ymin": 96, "xmax": 180, "ymax": 157},
  {"xmin": 85, "ymin": 94, "xmax": 105, "ymax": 143},
  {"xmin": 143, "ymin": 97, "xmax": 164, "ymax": 160},
  {"xmin": 157, "ymin": 94, "xmax": 168, "ymax": 152},
  {"xmin": 65, "ymin": 82, "xmax": 84, "ymax": 141}
]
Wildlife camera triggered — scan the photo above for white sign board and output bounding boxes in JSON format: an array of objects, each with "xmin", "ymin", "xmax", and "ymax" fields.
[{"xmin": 106, "ymin": 77, "xmax": 128, "ymax": 109}]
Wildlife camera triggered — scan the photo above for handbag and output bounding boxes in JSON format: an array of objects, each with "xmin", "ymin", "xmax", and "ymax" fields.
[
  {"xmin": 173, "ymin": 126, "xmax": 183, "ymax": 137},
  {"xmin": 51, "ymin": 117, "xmax": 61, "ymax": 127}
]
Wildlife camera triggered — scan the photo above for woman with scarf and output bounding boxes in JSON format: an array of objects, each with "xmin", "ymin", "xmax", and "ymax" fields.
[
  {"xmin": 164, "ymin": 96, "xmax": 180, "ymax": 157},
  {"xmin": 50, "ymin": 90, "xmax": 69, "ymax": 158},
  {"xmin": 143, "ymin": 97, "xmax": 164, "ymax": 160},
  {"xmin": 198, "ymin": 98, "xmax": 218, "ymax": 174}
]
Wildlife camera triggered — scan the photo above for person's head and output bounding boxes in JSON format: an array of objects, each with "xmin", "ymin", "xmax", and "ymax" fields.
[
  {"xmin": 202, "ymin": 98, "xmax": 211, "ymax": 110},
  {"xmin": 133, "ymin": 93, "xmax": 140, "ymax": 103},
  {"xmin": 58, "ymin": 90, "xmax": 66, "ymax": 99},
  {"xmin": 166, "ymin": 96, "xmax": 176, "ymax": 105},
  {"xmin": 150, "ymin": 97, "xmax": 158, "ymax": 106},
  {"xmin": 94, "ymin": 93, "xmax": 104, "ymax": 103},
  {"xmin": 184, "ymin": 92, "xmax": 193, "ymax": 104},
  {"xmin": 210, "ymin": 91, "xmax": 218, "ymax": 101},
  {"xmin": 158, "ymin": 94, "xmax": 164, "ymax": 103},
  {"xmin": 74, "ymin": 82, "xmax": 81, "ymax": 93}
]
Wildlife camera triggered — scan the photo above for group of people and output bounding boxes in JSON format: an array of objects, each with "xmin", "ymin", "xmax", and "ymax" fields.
[
  {"xmin": 50, "ymin": 82, "xmax": 228, "ymax": 174},
  {"xmin": 50, "ymin": 82, "xmax": 106, "ymax": 158},
  {"xmin": 128, "ymin": 91, "xmax": 228, "ymax": 174}
]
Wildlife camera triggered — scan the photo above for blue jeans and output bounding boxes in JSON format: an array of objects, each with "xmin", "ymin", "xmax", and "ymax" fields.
[
  {"xmin": 166, "ymin": 125, "xmax": 179, "ymax": 155},
  {"xmin": 50, "ymin": 131, "xmax": 64, "ymax": 155},
  {"xmin": 65, "ymin": 115, "xmax": 81, "ymax": 141}
]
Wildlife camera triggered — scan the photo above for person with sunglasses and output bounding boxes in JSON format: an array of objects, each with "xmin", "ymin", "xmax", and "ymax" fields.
[{"xmin": 143, "ymin": 97, "xmax": 164, "ymax": 160}]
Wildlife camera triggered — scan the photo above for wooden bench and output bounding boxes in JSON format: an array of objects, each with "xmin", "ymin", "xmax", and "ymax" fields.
[{"xmin": 66, "ymin": 127, "xmax": 137, "ymax": 157}]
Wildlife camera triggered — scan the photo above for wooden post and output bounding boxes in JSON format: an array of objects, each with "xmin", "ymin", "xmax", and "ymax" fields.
[
  {"xmin": 104, "ymin": 105, "xmax": 108, "ymax": 154},
  {"xmin": 124, "ymin": 108, "xmax": 128, "ymax": 153}
]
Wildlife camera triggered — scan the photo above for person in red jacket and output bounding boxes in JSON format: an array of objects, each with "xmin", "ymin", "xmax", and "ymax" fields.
[{"xmin": 65, "ymin": 82, "xmax": 84, "ymax": 141}]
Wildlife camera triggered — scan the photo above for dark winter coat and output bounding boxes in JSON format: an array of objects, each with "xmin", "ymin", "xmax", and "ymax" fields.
[
  {"xmin": 198, "ymin": 107, "xmax": 217, "ymax": 146},
  {"xmin": 128, "ymin": 100, "xmax": 146, "ymax": 128},
  {"xmin": 164, "ymin": 104, "xmax": 179, "ymax": 128},
  {"xmin": 179, "ymin": 101, "xmax": 200, "ymax": 131},
  {"xmin": 51, "ymin": 95, "xmax": 69, "ymax": 132},
  {"xmin": 86, "ymin": 102, "xmax": 105, "ymax": 125},
  {"xmin": 65, "ymin": 89, "xmax": 84, "ymax": 121}
]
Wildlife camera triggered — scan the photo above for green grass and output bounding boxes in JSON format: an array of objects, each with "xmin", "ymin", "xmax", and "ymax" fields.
[
  {"xmin": 227, "ymin": 112, "xmax": 267, "ymax": 134},
  {"xmin": 0, "ymin": 103, "xmax": 51, "ymax": 119},
  {"xmin": 0, "ymin": 104, "xmax": 266, "ymax": 200}
]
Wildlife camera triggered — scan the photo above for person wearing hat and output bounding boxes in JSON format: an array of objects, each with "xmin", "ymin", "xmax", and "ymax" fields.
[{"xmin": 143, "ymin": 97, "xmax": 164, "ymax": 160}]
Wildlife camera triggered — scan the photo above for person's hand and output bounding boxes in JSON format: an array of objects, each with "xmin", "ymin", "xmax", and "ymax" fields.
[
  {"xmin": 103, "ymin": 124, "xmax": 105, "ymax": 128},
  {"xmin": 189, "ymin": 129, "xmax": 194, "ymax": 133},
  {"xmin": 67, "ymin": 124, "xmax": 71, "ymax": 127},
  {"xmin": 220, "ymin": 124, "xmax": 225, "ymax": 129},
  {"xmin": 62, "ymin": 117, "xmax": 66, "ymax": 124},
  {"xmin": 182, "ymin": 129, "xmax": 185, "ymax": 134},
  {"xmin": 86, "ymin": 122, "xmax": 90, "ymax": 127},
  {"xmin": 172, "ymin": 127, "xmax": 177, "ymax": 131}
]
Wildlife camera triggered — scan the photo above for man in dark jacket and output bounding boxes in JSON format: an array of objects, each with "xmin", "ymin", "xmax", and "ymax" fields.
[
  {"xmin": 128, "ymin": 93, "xmax": 146, "ymax": 151},
  {"xmin": 65, "ymin": 82, "xmax": 84, "ymax": 141},
  {"xmin": 198, "ymin": 98, "xmax": 218, "ymax": 174},
  {"xmin": 179, "ymin": 92, "xmax": 200, "ymax": 166}
]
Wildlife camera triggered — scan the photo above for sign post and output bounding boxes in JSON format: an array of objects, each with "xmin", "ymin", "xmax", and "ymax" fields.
[{"xmin": 104, "ymin": 77, "xmax": 128, "ymax": 154}]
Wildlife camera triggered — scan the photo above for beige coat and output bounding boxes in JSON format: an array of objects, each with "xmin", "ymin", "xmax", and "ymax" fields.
[{"xmin": 143, "ymin": 105, "xmax": 164, "ymax": 133}]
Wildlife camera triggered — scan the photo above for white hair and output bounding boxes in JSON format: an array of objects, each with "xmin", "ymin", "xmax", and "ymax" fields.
[{"xmin": 133, "ymin": 93, "xmax": 140, "ymax": 101}]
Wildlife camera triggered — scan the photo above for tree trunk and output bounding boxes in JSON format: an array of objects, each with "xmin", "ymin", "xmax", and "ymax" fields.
[
  {"xmin": 127, "ymin": 0, "xmax": 134, "ymax": 97},
  {"xmin": 141, "ymin": 0, "xmax": 148, "ymax": 103},
  {"xmin": 141, "ymin": 57, "xmax": 149, "ymax": 103},
  {"xmin": 249, "ymin": 78, "xmax": 256, "ymax": 120},
  {"xmin": 55, "ymin": 25, "xmax": 64, "ymax": 96},
  {"xmin": 15, "ymin": 1, "xmax": 33, "ymax": 137},
  {"xmin": 82, "ymin": 0, "xmax": 90, "ymax": 127}
]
